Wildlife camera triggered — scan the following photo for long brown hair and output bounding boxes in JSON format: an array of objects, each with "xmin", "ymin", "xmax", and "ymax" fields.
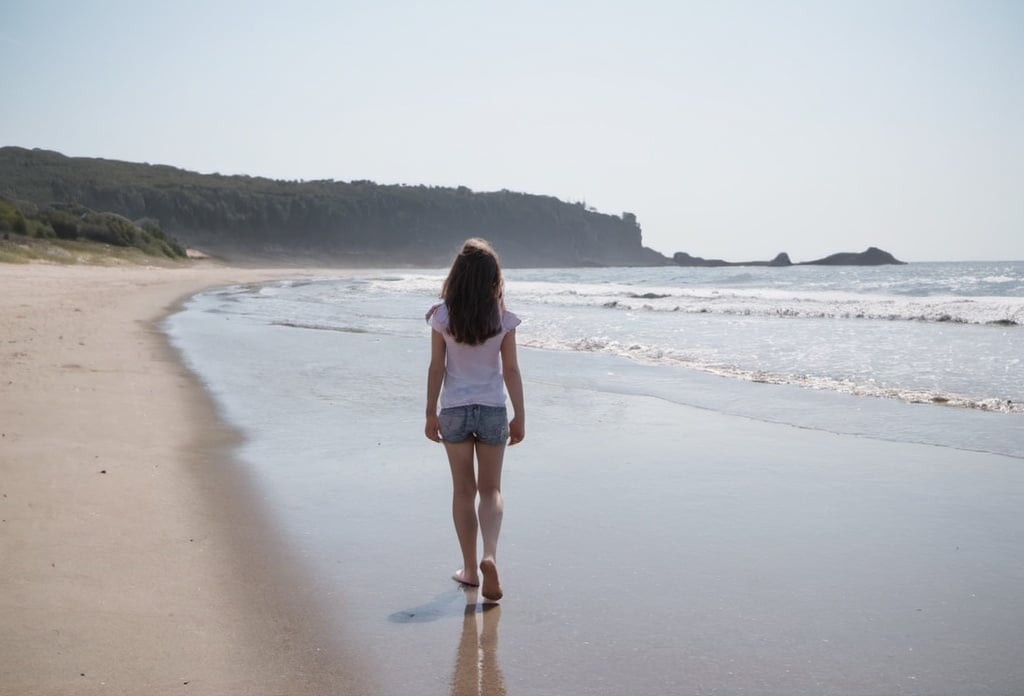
[{"xmin": 441, "ymin": 238, "xmax": 504, "ymax": 345}]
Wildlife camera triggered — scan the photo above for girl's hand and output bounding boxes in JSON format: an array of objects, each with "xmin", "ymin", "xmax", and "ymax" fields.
[
  {"xmin": 425, "ymin": 414, "xmax": 442, "ymax": 442},
  {"xmin": 508, "ymin": 416, "xmax": 525, "ymax": 446}
]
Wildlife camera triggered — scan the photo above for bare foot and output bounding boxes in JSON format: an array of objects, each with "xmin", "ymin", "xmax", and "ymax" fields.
[
  {"xmin": 452, "ymin": 568, "xmax": 479, "ymax": 586},
  {"xmin": 479, "ymin": 559, "xmax": 503, "ymax": 601}
]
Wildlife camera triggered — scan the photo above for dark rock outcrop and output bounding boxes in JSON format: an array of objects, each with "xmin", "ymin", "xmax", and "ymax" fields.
[
  {"xmin": 801, "ymin": 247, "xmax": 906, "ymax": 266},
  {"xmin": 672, "ymin": 247, "xmax": 903, "ymax": 267},
  {"xmin": 673, "ymin": 251, "xmax": 794, "ymax": 267},
  {"xmin": 672, "ymin": 251, "xmax": 732, "ymax": 267}
]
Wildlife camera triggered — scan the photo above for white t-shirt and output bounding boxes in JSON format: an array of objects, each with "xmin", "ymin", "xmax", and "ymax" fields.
[{"xmin": 428, "ymin": 302, "xmax": 521, "ymax": 409}]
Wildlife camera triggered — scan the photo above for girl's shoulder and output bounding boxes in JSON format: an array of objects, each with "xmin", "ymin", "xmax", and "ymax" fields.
[
  {"xmin": 426, "ymin": 301, "xmax": 447, "ymax": 328},
  {"xmin": 501, "ymin": 309, "xmax": 521, "ymax": 332},
  {"xmin": 428, "ymin": 302, "xmax": 519, "ymax": 338}
]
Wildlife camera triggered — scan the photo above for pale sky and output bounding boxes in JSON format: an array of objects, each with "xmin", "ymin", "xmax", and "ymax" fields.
[{"xmin": 2, "ymin": 0, "xmax": 1022, "ymax": 261}]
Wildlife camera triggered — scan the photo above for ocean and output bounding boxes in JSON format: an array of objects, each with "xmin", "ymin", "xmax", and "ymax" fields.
[
  {"xmin": 168, "ymin": 261, "xmax": 1023, "ymax": 458},
  {"xmin": 163, "ymin": 260, "xmax": 1024, "ymax": 694}
]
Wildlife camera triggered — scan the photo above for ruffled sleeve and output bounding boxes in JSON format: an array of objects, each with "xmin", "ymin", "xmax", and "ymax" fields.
[
  {"xmin": 502, "ymin": 310, "xmax": 521, "ymax": 333},
  {"xmin": 427, "ymin": 302, "xmax": 447, "ymax": 332}
]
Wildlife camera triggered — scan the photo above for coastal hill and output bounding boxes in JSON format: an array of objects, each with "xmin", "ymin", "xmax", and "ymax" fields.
[
  {"xmin": 0, "ymin": 147, "xmax": 666, "ymax": 267},
  {"xmin": 0, "ymin": 147, "xmax": 905, "ymax": 268}
]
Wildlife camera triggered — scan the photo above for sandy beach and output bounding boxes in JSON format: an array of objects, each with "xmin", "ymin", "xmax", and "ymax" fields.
[
  {"xmin": 4, "ymin": 261, "xmax": 1024, "ymax": 695},
  {"xmin": 0, "ymin": 263, "xmax": 370, "ymax": 695}
]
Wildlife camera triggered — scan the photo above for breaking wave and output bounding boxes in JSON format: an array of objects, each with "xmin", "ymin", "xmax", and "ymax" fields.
[{"xmin": 519, "ymin": 334, "xmax": 1024, "ymax": 414}]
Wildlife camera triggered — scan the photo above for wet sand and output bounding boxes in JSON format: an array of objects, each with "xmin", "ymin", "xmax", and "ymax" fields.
[
  {"xmin": 0, "ymin": 263, "xmax": 371, "ymax": 695},
  {"xmin": 165, "ymin": 293, "xmax": 1024, "ymax": 696}
]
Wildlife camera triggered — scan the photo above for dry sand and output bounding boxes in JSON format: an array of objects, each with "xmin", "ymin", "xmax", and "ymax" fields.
[{"xmin": 0, "ymin": 262, "xmax": 369, "ymax": 695}]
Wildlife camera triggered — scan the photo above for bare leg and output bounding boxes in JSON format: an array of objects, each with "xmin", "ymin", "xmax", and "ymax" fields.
[
  {"xmin": 475, "ymin": 441, "xmax": 505, "ymax": 562},
  {"xmin": 445, "ymin": 440, "xmax": 480, "ymax": 586},
  {"xmin": 476, "ymin": 441, "xmax": 505, "ymax": 600}
]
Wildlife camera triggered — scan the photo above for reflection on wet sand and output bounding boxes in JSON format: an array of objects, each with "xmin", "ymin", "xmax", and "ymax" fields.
[{"xmin": 451, "ymin": 589, "xmax": 505, "ymax": 696}]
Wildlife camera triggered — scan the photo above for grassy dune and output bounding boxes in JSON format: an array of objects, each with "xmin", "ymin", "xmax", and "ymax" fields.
[{"xmin": 0, "ymin": 233, "xmax": 190, "ymax": 266}]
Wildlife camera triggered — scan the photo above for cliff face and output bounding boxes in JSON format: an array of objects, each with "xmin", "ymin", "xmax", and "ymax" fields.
[{"xmin": 0, "ymin": 147, "xmax": 667, "ymax": 267}]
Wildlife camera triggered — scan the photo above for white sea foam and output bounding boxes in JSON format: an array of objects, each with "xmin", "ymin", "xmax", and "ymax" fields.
[
  {"xmin": 502, "ymin": 283, "xmax": 1023, "ymax": 326},
  {"xmin": 369, "ymin": 270, "xmax": 1024, "ymax": 326},
  {"xmin": 517, "ymin": 333, "xmax": 1024, "ymax": 414}
]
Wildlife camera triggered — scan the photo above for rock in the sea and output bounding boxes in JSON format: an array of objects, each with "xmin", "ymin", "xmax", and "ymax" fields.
[
  {"xmin": 672, "ymin": 251, "xmax": 731, "ymax": 267},
  {"xmin": 802, "ymin": 247, "xmax": 905, "ymax": 266},
  {"xmin": 671, "ymin": 250, "xmax": 792, "ymax": 268}
]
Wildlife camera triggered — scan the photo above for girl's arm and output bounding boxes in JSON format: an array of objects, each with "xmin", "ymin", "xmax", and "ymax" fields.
[
  {"xmin": 500, "ymin": 329, "xmax": 525, "ymax": 445},
  {"xmin": 425, "ymin": 329, "xmax": 446, "ymax": 442}
]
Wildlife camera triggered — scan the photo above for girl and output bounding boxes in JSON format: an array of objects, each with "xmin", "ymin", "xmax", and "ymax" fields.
[{"xmin": 425, "ymin": 238, "xmax": 525, "ymax": 601}]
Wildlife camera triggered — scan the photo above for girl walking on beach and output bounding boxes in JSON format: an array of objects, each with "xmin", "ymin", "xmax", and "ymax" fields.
[{"xmin": 425, "ymin": 238, "xmax": 525, "ymax": 601}]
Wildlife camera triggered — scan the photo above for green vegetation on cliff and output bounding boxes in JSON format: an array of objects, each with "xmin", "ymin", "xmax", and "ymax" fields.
[
  {"xmin": 0, "ymin": 147, "xmax": 667, "ymax": 267},
  {"xmin": 0, "ymin": 194, "xmax": 186, "ymax": 260}
]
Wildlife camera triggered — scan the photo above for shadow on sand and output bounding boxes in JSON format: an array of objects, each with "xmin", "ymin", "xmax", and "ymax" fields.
[{"xmin": 388, "ymin": 586, "xmax": 472, "ymax": 624}]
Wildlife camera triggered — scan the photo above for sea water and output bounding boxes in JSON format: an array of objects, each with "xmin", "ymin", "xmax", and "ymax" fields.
[
  {"xmin": 163, "ymin": 260, "xmax": 1024, "ymax": 694},
  {"xmin": 167, "ymin": 261, "xmax": 1024, "ymax": 476},
  {"xmin": 169, "ymin": 261, "xmax": 1024, "ymax": 452}
]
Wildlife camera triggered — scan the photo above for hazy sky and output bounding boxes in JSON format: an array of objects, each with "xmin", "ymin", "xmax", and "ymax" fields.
[{"xmin": 3, "ymin": 1, "xmax": 1022, "ymax": 261}]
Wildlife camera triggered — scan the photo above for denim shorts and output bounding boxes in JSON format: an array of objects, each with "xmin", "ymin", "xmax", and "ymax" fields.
[{"xmin": 439, "ymin": 405, "xmax": 509, "ymax": 445}]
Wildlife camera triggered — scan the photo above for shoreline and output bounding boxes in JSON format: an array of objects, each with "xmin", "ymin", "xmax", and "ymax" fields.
[{"xmin": 0, "ymin": 263, "xmax": 370, "ymax": 694}]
